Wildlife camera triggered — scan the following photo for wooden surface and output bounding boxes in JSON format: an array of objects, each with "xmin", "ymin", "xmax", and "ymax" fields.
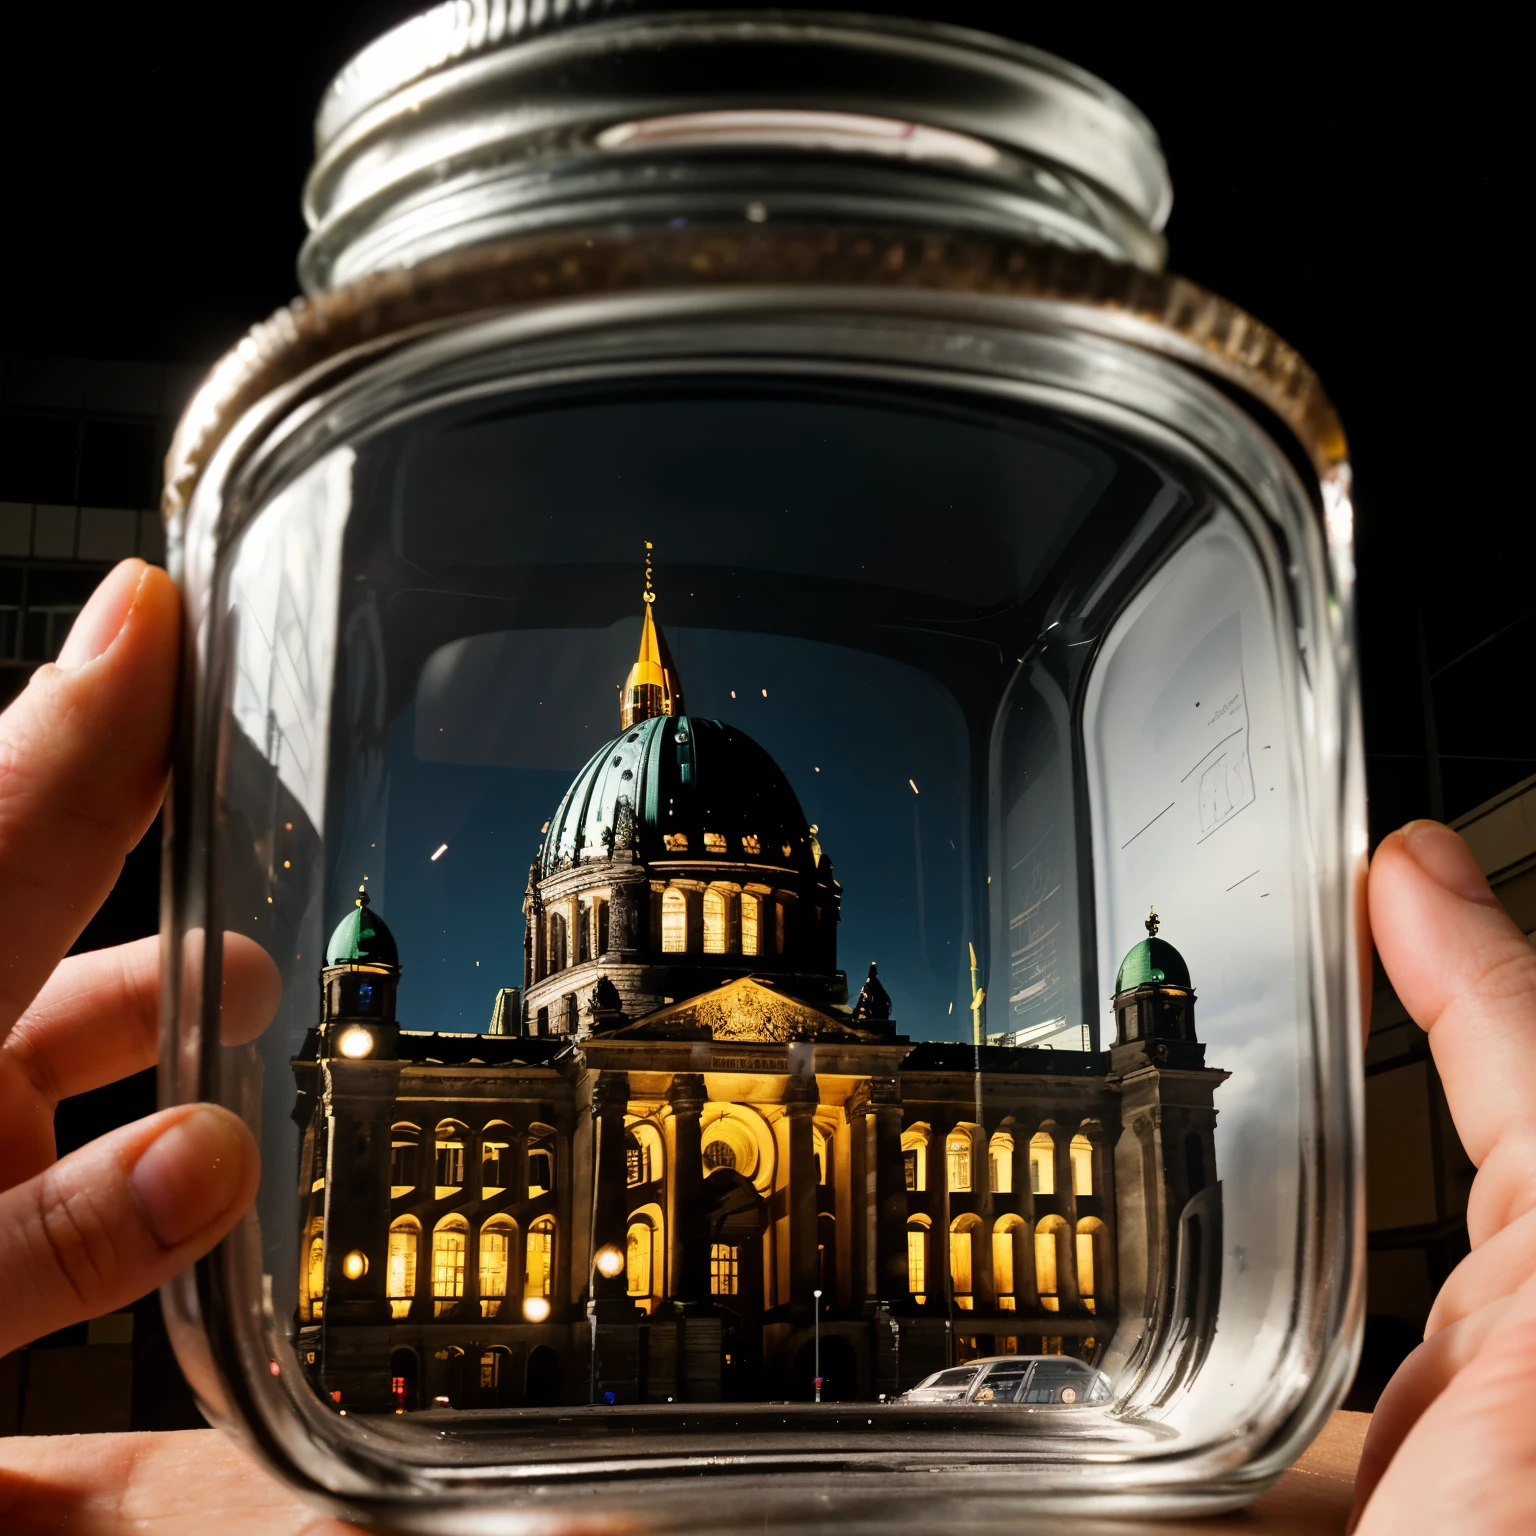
[{"xmin": 0, "ymin": 1411, "xmax": 1369, "ymax": 1533}]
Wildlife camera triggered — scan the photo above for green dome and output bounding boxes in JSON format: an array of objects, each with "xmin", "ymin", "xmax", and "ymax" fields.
[
  {"xmin": 1114, "ymin": 936, "xmax": 1191, "ymax": 994},
  {"xmin": 326, "ymin": 889, "xmax": 399, "ymax": 967},
  {"xmin": 540, "ymin": 714, "xmax": 816, "ymax": 877}
]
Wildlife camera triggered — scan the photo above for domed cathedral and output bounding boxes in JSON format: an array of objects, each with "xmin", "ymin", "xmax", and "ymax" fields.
[
  {"xmin": 519, "ymin": 587, "xmax": 846, "ymax": 1037},
  {"xmin": 291, "ymin": 574, "xmax": 1227, "ymax": 1419}
]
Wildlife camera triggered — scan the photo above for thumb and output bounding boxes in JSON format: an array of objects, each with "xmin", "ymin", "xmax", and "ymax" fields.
[{"xmin": 0, "ymin": 1104, "xmax": 258, "ymax": 1357}]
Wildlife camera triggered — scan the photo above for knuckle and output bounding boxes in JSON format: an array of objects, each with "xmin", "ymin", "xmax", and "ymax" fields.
[{"xmin": 32, "ymin": 1165, "xmax": 122, "ymax": 1313}]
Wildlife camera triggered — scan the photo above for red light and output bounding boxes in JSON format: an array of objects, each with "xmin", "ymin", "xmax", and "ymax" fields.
[
  {"xmin": 330, "ymin": 1390, "xmax": 342, "ymax": 1403},
  {"xmin": 268, "ymin": 1359, "xmax": 281, "ymax": 1377}
]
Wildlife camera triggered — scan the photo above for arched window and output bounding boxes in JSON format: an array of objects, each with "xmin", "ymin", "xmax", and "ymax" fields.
[
  {"xmin": 906, "ymin": 1216, "xmax": 930, "ymax": 1302},
  {"xmin": 435, "ymin": 1121, "xmax": 466, "ymax": 1197},
  {"xmin": 548, "ymin": 911, "xmax": 567, "ymax": 972},
  {"xmin": 740, "ymin": 893, "xmax": 760, "ymax": 956},
  {"xmin": 989, "ymin": 1132, "xmax": 1015, "ymax": 1194},
  {"xmin": 432, "ymin": 1216, "xmax": 468, "ymax": 1317},
  {"xmin": 526, "ymin": 1216, "xmax": 555, "ymax": 1298},
  {"xmin": 578, "ymin": 903, "xmax": 591, "ymax": 963},
  {"xmin": 703, "ymin": 888, "xmax": 728, "ymax": 953},
  {"xmin": 387, "ymin": 1217, "xmax": 419, "ymax": 1319},
  {"xmin": 306, "ymin": 1232, "xmax": 325, "ymax": 1318},
  {"xmin": 390, "ymin": 1124, "xmax": 419, "ymax": 1196},
  {"xmin": 710, "ymin": 1242, "xmax": 739, "ymax": 1296},
  {"xmin": 479, "ymin": 1217, "xmax": 515, "ymax": 1318},
  {"xmin": 946, "ymin": 1131, "xmax": 972, "ymax": 1192},
  {"xmin": 594, "ymin": 898, "xmax": 610, "ymax": 956},
  {"xmin": 949, "ymin": 1216, "xmax": 980, "ymax": 1308},
  {"xmin": 1076, "ymin": 1217, "xmax": 1105, "ymax": 1314},
  {"xmin": 661, "ymin": 888, "xmax": 687, "ymax": 952},
  {"xmin": 1070, "ymin": 1134, "xmax": 1095, "ymax": 1196},
  {"xmin": 1029, "ymin": 1132, "xmax": 1056, "ymax": 1195},
  {"xmin": 1035, "ymin": 1215, "xmax": 1066, "ymax": 1312},
  {"xmin": 813, "ymin": 1128, "xmax": 829, "ymax": 1186},
  {"xmin": 703, "ymin": 1139, "xmax": 737, "ymax": 1172},
  {"xmin": 993, "ymin": 1215, "xmax": 1024, "ymax": 1309},
  {"xmin": 1185, "ymin": 1131, "xmax": 1206, "ymax": 1196},
  {"xmin": 626, "ymin": 1220, "xmax": 653, "ymax": 1298}
]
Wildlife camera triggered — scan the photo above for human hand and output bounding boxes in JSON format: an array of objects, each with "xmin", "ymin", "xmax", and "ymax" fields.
[
  {"xmin": 1350, "ymin": 820, "xmax": 1536, "ymax": 1532},
  {"xmin": 0, "ymin": 559, "xmax": 270, "ymax": 1361}
]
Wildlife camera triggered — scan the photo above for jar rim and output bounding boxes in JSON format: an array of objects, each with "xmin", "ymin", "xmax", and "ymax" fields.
[{"xmin": 301, "ymin": 7, "xmax": 1173, "ymax": 293}]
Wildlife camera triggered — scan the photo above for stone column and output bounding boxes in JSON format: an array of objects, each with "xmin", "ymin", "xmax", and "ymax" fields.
[
  {"xmin": 786, "ymin": 1100, "xmax": 820, "ymax": 1318},
  {"xmin": 668, "ymin": 1074, "xmax": 709, "ymax": 1304},
  {"xmin": 871, "ymin": 1080, "xmax": 907, "ymax": 1303},
  {"xmin": 593, "ymin": 1073, "xmax": 633, "ymax": 1314}
]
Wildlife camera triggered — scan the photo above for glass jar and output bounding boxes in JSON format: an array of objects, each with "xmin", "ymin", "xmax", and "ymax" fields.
[{"xmin": 160, "ymin": 4, "xmax": 1364, "ymax": 1527}]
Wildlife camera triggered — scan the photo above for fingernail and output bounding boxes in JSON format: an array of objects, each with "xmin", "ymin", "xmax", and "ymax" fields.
[
  {"xmin": 55, "ymin": 559, "xmax": 148, "ymax": 670},
  {"xmin": 1400, "ymin": 820, "xmax": 1500, "ymax": 907},
  {"xmin": 130, "ymin": 1107, "xmax": 247, "ymax": 1249}
]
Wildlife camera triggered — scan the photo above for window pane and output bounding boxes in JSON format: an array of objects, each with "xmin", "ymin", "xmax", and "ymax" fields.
[
  {"xmin": 661, "ymin": 889, "xmax": 687, "ymax": 952},
  {"xmin": 740, "ymin": 893, "xmax": 759, "ymax": 955},
  {"xmin": 703, "ymin": 888, "xmax": 727, "ymax": 953}
]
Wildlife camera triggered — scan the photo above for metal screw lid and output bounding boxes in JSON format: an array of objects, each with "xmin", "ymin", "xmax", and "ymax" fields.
[{"xmin": 302, "ymin": 5, "xmax": 1172, "ymax": 291}]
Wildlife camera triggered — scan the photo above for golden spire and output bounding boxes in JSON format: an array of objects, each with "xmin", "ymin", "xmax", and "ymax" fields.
[{"xmin": 621, "ymin": 541, "xmax": 683, "ymax": 729}]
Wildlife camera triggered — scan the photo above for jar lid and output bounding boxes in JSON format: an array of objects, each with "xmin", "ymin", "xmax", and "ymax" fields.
[{"xmin": 303, "ymin": 4, "xmax": 1172, "ymax": 291}]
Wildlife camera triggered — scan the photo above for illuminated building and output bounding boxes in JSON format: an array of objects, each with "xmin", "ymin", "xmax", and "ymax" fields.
[{"xmin": 293, "ymin": 586, "xmax": 1227, "ymax": 1412}]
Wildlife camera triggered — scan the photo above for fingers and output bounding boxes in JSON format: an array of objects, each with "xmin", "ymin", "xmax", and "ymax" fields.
[
  {"xmin": 0, "ymin": 560, "xmax": 180, "ymax": 1038},
  {"xmin": 1350, "ymin": 1291, "xmax": 1512, "ymax": 1521},
  {"xmin": 1426, "ymin": 1203, "xmax": 1536, "ymax": 1339},
  {"xmin": 1368, "ymin": 822, "xmax": 1536, "ymax": 1177},
  {"xmin": 1354, "ymin": 1273, "xmax": 1536, "ymax": 1535},
  {"xmin": 7, "ymin": 932, "xmax": 282, "ymax": 1099},
  {"xmin": 0, "ymin": 1103, "xmax": 258, "ymax": 1359}
]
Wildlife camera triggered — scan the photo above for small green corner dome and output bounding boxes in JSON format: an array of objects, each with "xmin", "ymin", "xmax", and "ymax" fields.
[
  {"xmin": 1114, "ymin": 935, "xmax": 1192, "ymax": 994},
  {"xmin": 326, "ymin": 889, "xmax": 399, "ymax": 967}
]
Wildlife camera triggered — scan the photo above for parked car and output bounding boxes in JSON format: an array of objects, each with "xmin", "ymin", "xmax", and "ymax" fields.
[{"xmin": 899, "ymin": 1355, "xmax": 1112, "ymax": 1407}]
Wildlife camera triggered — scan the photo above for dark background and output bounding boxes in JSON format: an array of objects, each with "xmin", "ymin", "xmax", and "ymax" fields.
[{"xmin": 0, "ymin": 1, "xmax": 1527, "ymax": 1423}]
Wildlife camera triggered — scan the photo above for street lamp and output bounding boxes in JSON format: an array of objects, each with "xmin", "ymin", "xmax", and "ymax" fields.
[{"xmin": 812, "ymin": 1289, "xmax": 822, "ymax": 1402}]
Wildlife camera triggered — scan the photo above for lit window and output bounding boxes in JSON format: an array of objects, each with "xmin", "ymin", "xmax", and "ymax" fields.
[
  {"xmin": 774, "ymin": 901, "xmax": 785, "ymax": 953},
  {"xmin": 663, "ymin": 832, "xmax": 689, "ymax": 852},
  {"xmin": 780, "ymin": 842, "xmax": 793, "ymax": 858},
  {"xmin": 906, "ymin": 1222, "xmax": 927, "ymax": 1297},
  {"xmin": 703, "ymin": 1139, "xmax": 737, "ymax": 1172},
  {"xmin": 904, "ymin": 1150, "xmax": 918, "ymax": 1190},
  {"xmin": 993, "ymin": 1217, "xmax": 1021, "ymax": 1307},
  {"xmin": 703, "ymin": 888, "xmax": 727, "ymax": 953},
  {"xmin": 526, "ymin": 1217, "xmax": 555, "ymax": 1297},
  {"xmin": 989, "ymin": 1132, "xmax": 1014, "ymax": 1194},
  {"xmin": 947, "ymin": 1133, "xmax": 971, "ymax": 1192},
  {"xmin": 390, "ymin": 1128, "xmax": 417, "ymax": 1196},
  {"xmin": 1042, "ymin": 1335, "xmax": 1064, "ymax": 1356},
  {"xmin": 949, "ymin": 1221, "xmax": 974, "ymax": 1301},
  {"xmin": 627, "ymin": 1222, "xmax": 653, "ymax": 1297},
  {"xmin": 661, "ymin": 888, "xmax": 687, "ymax": 952},
  {"xmin": 1029, "ymin": 1132, "xmax": 1056, "ymax": 1195},
  {"xmin": 435, "ymin": 1124, "xmax": 465, "ymax": 1197},
  {"xmin": 1077, "ymin": 1218, "xmax": 1103, "ymax": 1314},
  {"xmin": 482, "ymin": 1140, "xmax": 509, "ymax": 1194},
  {"xmin": 1070, "ymin": 1134, "xmax": 1094, "ymax": 1196},
  {"xmin": 432, "ymin": 1218, "xmax": 467, "ymax": 1316},
  {"xmin": 740, "ymin": 893, "xmax": 760, "ymax": 956},
  {"xmin": 528, "ymin": 1148, "xmax": 553, "ymax": 1197},
  {"xmin": 742, "ymin": 834, "xmax": 761, "ymax": 855},
  {"xmin": 1035, "ymin": 1218, "xmax": 1064, "ymax": 1312},
  {"xmin": 547, "ymin": 911, "xmax": 567, "ymax": 971},
  {"xmin": 625, "ymin": 1131, "xmax": 649, "ymax": 1187},
  {"xmin": 480, "ymin": 1220, "xmax": 512, "ymax": 1318},
  {"xmin": 387, "ymin": 1219, "xmax": 418, "ymax": 1320},
  {"xmin": 703, "ymin": 831, "xmax": 727, "ymax": 853},
  {"xmin": 710, "ymin": 1242, "xmax": 739, "ymax": 1296},
  {"xmin": 307, "ymin": 1233, "xmax": 325, "ymax": 1318}
]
